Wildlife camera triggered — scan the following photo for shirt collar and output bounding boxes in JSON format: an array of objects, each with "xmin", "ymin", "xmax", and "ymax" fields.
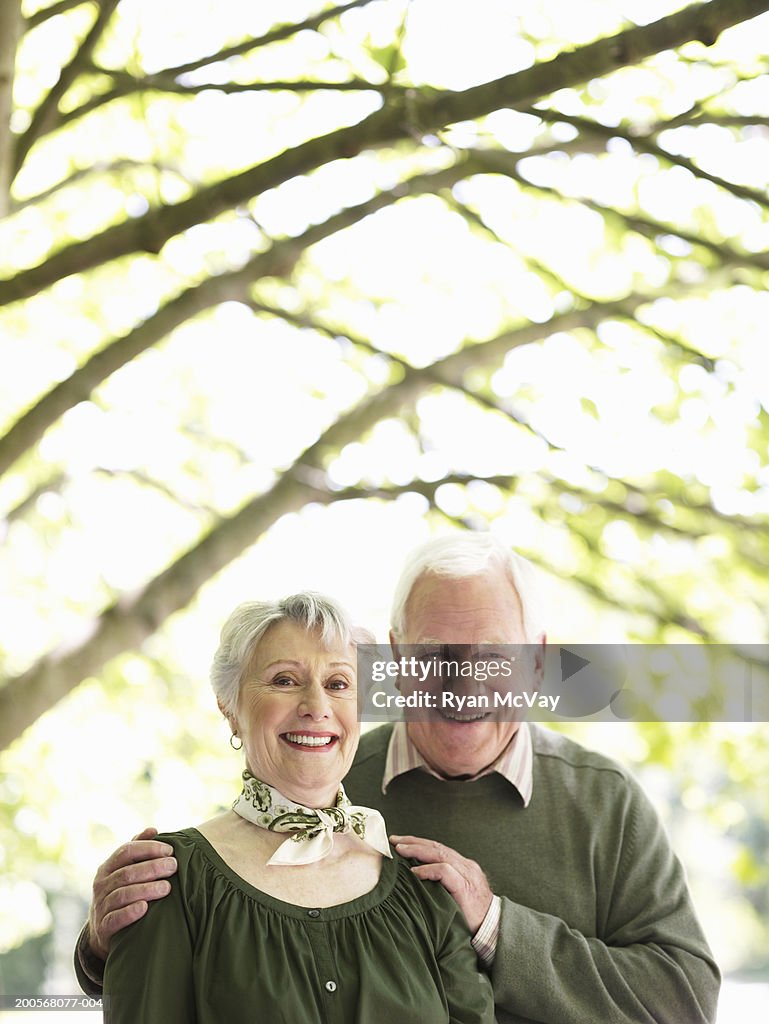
[{"xmin": 382, "ymin": 720, "xmax": 533, "ymax": 805}]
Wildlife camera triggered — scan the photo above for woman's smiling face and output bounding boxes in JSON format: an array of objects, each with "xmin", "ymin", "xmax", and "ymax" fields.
[{"xmin": 232, "ymin": 619, "xmax": 360, "ymax": 807}]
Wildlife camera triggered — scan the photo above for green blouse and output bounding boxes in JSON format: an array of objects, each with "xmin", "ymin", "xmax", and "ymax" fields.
[{"xmin": 103, "ymin": 829, "xmax": 494, "ymax": 1024}]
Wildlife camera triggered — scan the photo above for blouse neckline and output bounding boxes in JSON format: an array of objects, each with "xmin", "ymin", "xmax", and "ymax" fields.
[{"xmin": 184, "ymin": 827, "xmax": 399, "ymax": 921}]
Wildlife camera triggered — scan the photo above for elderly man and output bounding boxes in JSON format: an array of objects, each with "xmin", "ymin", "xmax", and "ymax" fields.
[{"xmin": 75, "ymin": 534, "xmax": 719, "ymax": 1023}]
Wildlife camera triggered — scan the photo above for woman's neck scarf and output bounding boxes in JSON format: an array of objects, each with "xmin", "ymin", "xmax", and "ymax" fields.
[{"xmin": 232, "ymin": 769, "xmax": 392, "ymax": 866}]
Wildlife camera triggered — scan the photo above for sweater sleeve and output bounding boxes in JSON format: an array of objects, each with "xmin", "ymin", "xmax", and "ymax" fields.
[
  {"xmin": 73, "ymin": 924, "xmax": 104, "ymax": 997},
  {"xmin": 103, "ymin": 838, "xmax": 196, "ymax": 1024},
  {"xmin": 489, "ymin": 781, "xmax": 719, "ymax": 1024}
]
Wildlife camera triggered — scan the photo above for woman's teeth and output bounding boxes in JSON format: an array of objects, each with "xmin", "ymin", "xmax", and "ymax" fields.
[{"xmin": 284, "ymin": 733, "xmax": 334, "ymax": 746}]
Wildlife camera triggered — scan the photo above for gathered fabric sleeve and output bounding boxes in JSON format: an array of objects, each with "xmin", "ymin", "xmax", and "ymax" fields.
[
  {"xmin": 103, "ymin": 835, "xmax": 195, "ymax": 1024},
  {"xmin": 489, "ymin": 780, "xmax": 719, "ymax": 1024},
  {"xmin": 440, "ymin": 917, "xmax": 497, "ymax": 1024},
  {"xmin": 413, "ymin": 873, "xmax": 497, "ymax": 1024}
]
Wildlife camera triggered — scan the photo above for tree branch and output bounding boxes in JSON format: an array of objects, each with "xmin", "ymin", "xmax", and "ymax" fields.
[
  {"xmin": 12, "ymin": 0, "xmax": 121, "ymax": 176},
  {"xmin": 9, "ymin": 158, "xmax": 182, "ymax": 212},
  {"xmin": 160, "ymin": 0, "xmax": 379, "ymax": 78},
  {"xmin": 427, "ymin": 502, "xmax": 714, "ymax": 639},
  {"xmin": 99, "ymin": 68, "xmax": 392, "ymax": 94},
  {"xmin": 24, "ymin": 0, "xmax": 90, "ymax": 32},
  {"xmin": 48, "ymin": 0, "xmax": 385, "ymax": 137},
  {"xmin": 526, "ymin": 107, "xmax": 769, "ymax": 214},
  {"xmin": 2, "ymin": 470, "xmax": 67, "ymax": 526},
  {"xmin": 4, "ymin": 0, "xmax": 768, "ymax": 307},
  {"xmin": 1, "ymin": 250, "xmax": 760, "ymax": 746},
  {"xmin": 445, "ymin": 193, "xmax": 719, "ymax": 372},
  {"xmin": 0, "ymin": 133, "xmax": 747, "ymax": 483},
  {"xmin": 680, "ymin": 113, "xmax": 769, "ymax": 129},
  {"xmin": 0, "ymin": 0, "xmax": 23, "ymax": 216},
  {"xmin": 320, "ymin": 472, "xmax": 768, "ymax": 569},
  {"xmin": 53, "ymin": 75, "xmax": 396, "ymax": 129},
  {"xmin": 468, "ymin": 147, "xmax": 769, "ymax": 274},
  {"xmin": 0, "ymin": 363, "xmax": 435, "ymax": 750},
  {"xmin": 93, "ymin": 467, "xmax": 216, "ymax": 515},
  {"xmin": 0, "ymin": 159, "xmax": 473, "ymax": 477}
]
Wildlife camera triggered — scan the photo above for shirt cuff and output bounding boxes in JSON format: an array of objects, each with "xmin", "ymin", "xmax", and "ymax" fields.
[{"xmin": 471, "ymin": 894, "xmax": 501, "ymax": 968}]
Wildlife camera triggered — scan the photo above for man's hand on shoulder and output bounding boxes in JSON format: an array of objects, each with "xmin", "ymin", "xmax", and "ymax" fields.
[
  {"xmin": 391, "ymin": 834, "xmax": 493, "ymax": 934},
  {"xmin": 87, "ymin": 827, "xmax": 177, "ymax": 961}
]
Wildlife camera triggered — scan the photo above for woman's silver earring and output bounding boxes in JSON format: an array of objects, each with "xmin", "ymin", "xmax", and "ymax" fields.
[{"xmin": 229, "ymin": 734, "xmax": 242, "ymax": 750}]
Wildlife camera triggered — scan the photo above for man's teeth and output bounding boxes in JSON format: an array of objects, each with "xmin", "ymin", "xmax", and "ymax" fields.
[
  {"xmin": 284, "ymin": 733, "xmax": 334, "ymax": 746},
  {"xmin": 440, "ymin": 710, "xmax": 488, "ymax": 722}
]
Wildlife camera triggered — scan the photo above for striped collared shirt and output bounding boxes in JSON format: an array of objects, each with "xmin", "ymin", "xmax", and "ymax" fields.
[
  {"xmin": 382, "ymin": 720, "xmax": 533, "ymax": 804},
  {"xmin": 382, "ymin": 722, "xmax": 533, "ymax": 967}
]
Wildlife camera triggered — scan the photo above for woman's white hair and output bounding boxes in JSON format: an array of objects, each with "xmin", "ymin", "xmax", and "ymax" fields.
[
  {"xmin": 211, "ymin": 591, "xmax": 372, "ymax": 715},
  {"xmin": 390, "ymin": 533, "xmax": 545, "ymax": 642}
]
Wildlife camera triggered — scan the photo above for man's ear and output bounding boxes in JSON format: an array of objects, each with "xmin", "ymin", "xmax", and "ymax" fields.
[
  {"xmin": 388, "ymin": 630, "xmax": 404, "ymax": 693},
  {"xmin": 533, "ymin": 633, "xmax": 547, "ymax": 692},
  {"xmin": 388, "ymin": 629, "xmax": 401, "ymax": 660}
]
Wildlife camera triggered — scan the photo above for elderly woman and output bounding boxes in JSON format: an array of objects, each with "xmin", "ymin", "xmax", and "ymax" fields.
[{"xmin": 103, "ymin": 592, "xmax": 494, "ymax": 1023}]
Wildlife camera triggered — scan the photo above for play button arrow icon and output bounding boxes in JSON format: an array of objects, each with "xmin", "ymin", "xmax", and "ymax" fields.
[{"xmin": 560, "ymin": 648, "xmax": 590, "ymax": 682}]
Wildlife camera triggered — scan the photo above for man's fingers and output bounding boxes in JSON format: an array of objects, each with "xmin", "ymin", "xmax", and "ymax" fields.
[
  {"xmin": 131, "ymin": 827, "xmax": 159, "ymax": 841},
  {"xmin": 100, "ymin": 901, "xmax": 150, "ymax": 942},
  {"xmin": 411, "ymin": 861, "xmax": 464, "ymax": 896},
  {"xmin": 95, "ymin": 856, "xmax": 177, "ymax": 895},
  {"xmin": 410, "ymin": 860, "xmax": 493, "ymax": 932},
  {"xmin": 99, "ymin": 878, "xmax": 172, "ymax": 915},
  {"xmin": 391, "ymin": 836, "xmax": 457, "ymax": 866},
  {"xmin": 97, "ymin": 841, "xmax": 175, "ymax": 879}
]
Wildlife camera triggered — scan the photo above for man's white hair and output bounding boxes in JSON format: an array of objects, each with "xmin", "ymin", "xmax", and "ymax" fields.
[
  {"xmin": 390, "ymin": 533, "xmax": 545, "ymax": 642},
  {"xmin": 211, "ymin": 591, "xmax": 372, "ymax": 715}
]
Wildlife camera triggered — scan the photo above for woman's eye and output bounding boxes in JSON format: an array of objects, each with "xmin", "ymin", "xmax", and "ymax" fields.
[
  {"xmin": 272, "ymin": 675, "xmax": 295, "ymax": 687},
  {"xmin": 327, "ymin": 678, "xmax": 350, "ymax": 691}
]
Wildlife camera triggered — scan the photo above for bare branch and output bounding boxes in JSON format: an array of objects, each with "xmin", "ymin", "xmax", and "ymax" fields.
[
  {"xmin": 44, "ymin": 0, "xmax": 382, "ymax": 133},
  {"xmin": 12, "ymin": 0, "xmax": 121, "ymax": 176},
  {"xmin": 150, "ymin": 76, "xmax": 386, "ymax": 94},
  {"xmin": 0, "ymin": 159, "xmax": 473, "ymax": 477},
  {"xmin": 321, "ymin": 472, "xmax": 768, "ymax": 569},
  {"xmin": 0, "ymin": 366, "xmax": 434, "ymax": 750},
  {"xmin": 2, "ymin": 471, "xmax": 67, "ymax": 526},
  {"xmin": 4, "ymin": 0, "xmax": 769, "ymax": 307},
  {"xmin": 24, "ymin": 0, "xmax": 90, "ymax": 32},
  {"xmin": 446, "ymin": 193, "xmax": 719, "ymax": 372},
  {"xmin": 427, "ymin": 502, "xmax": 717, "ymax": 640},
  {"xmin": 467, "ymin": 147, "xmax": 769, "ymax": 273},
  {"xmin": 93, "ymin": 467, "xmax": 215, "ymax": 516},
  {"xmin": 9, "ymin": 158, "xmax": 181, "ymax": 212},
  {"xmin": 97, "ymin": 68, "xmax": 391, "ymax": 94},
  {"xmin": 680, "ymin": 113, "xmax": 769, "ymax": 129},
  {"xmin": 161, "ymin": 0, "xmax": 380, "ymax": 78},
  {"xmin": 526, "ymin": 107, "xmax": 769, "ymax": 214},
  {"xmin": 614, "ymin": 315, "xmax": 715, "ymax": 371},
  {"xmin": 0, "ymin": 130, "xmax": 750, "ymax": 482},
  {"xmin": 424, "ymin": 0, "xmax": 769, "ymax": 126},
  {"xmin": 0, "ymin": 0, "xmax": 23, "ymax": 216},
  {"xmin": 1, "ymin": 249, "xmax": 762, "ymax": 747},
  {"xmin": 53, "ymin": 74, "xmax": 396, "ymax": 129}
]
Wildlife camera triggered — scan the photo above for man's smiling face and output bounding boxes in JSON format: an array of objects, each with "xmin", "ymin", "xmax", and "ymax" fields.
[{"xmin": 393, "ymin": 566, "xmax": 532, "ymax": 777}]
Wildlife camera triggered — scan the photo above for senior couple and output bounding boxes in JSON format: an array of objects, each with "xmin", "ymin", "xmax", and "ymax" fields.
[{"xmin": 77, "ymin": 533, "xmax": 719, "ymax": 1023}]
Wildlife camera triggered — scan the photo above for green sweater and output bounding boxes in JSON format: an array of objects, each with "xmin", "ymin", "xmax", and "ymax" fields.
[{"xmin": 345, "ymin": 724, "xmax": 719, "ymax": 1024}]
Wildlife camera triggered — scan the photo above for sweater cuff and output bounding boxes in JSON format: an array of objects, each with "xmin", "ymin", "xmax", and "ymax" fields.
[
  {"xmin": 471, "ymin": 895, "xmax": 501, "ymax": 968},
  {"xmin": 74, "ymin": 924, "xmax": 105, "ymax": 996}
]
